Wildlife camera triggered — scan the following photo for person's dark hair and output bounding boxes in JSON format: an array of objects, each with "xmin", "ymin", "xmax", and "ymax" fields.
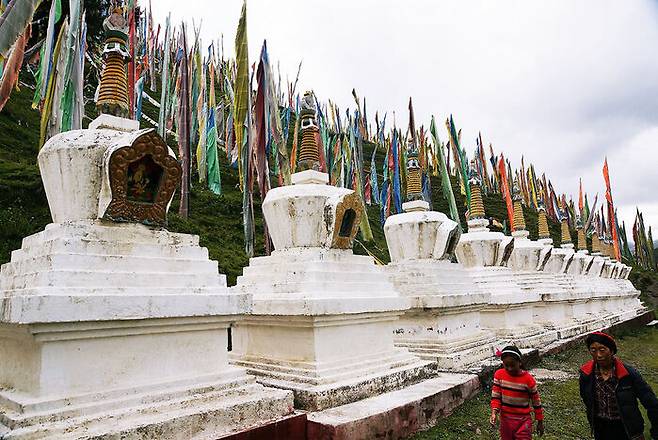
[
  {"xmin": 500, "ymin": 345, "xmax": 523, "ymax": 362},
  {"xmin": 585, "ymin": 332, "xmax": 617, "ymax": 354}
]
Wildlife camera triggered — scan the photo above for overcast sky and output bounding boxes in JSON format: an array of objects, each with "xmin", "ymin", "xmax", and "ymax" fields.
[{"xmin": 152, "ymin": 0, "xmax": 658, "ymax": 240}]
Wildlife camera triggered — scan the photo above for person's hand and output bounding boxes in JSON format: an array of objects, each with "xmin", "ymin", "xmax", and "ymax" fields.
[
  {"xmin": 536, "ymin": 420, "xmax": 545, "ymax": 436},
  {"xmin": 490, "ymin": 410, "xmax": 498, "ymax": 427}
]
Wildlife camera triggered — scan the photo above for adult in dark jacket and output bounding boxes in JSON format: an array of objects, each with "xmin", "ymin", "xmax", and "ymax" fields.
[{"xmin": 579, "ymin": 332, "xmax": 658, "ymax": 440}]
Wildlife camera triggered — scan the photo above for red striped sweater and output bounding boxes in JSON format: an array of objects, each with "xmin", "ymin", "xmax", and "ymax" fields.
[{"xmin": 491, "ymin": 368, "xmax": 544, "ymax": 420}]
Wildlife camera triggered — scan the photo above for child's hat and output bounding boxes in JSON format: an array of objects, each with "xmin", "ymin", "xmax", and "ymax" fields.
[
  {"xmin": 500, "ymin": 345, "xmax": 522, "ymax": 361},
  {"xmin": 585, "ymin": 332, "xmax": 617, "ymax": 354}
]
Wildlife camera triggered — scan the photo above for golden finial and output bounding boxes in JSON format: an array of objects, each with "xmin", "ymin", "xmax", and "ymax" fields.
[
  {"xmin": 297, "ymin": 91, "xmax": 320, "ymax": 171},
  {"xmin": 576, "ymin": 216, "xmax": 587, "ymax": 251},
  {"xmin": 603, "ymin": 236, "xmax": 613, "ymax": 258},
  {"xmin": 512, "ymin": 178, "xmax": 525, "ymax": 231},
  {"xmin": 560, "ymin": 220, "xmax": 571, "ymax": 244},
  {"xmin": 97, "ymin": 7, "xmax": 131, "ymax": 118},
  {"xmin": 591, "ymin": 231, "xmax": 601, "ymax": 254},
  {"xmin": 537, "ymin": 200, "xmax": 550, "ymax": 239},
  {"xmin": 558, "ymin": 208, "xmax": 571, "ymax": 244},
  {"xmin": 577, "ymin": 228, "xmax": 587, "ymax": 251},
  {"xmin": 406, "ymin": 139, "xmax": 423, "ymax": 201},
  {"xmin": 467, "ymin": 159, "xmax": 485, "ymax": 220}
]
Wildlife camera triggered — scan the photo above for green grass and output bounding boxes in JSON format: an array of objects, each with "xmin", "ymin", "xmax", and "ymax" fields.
[
  {"xmin": 0, "ymin": 80, "xmax": 52, "ymax": 265},
  {"xmin": 411, "ymin": 326, "xmax": 658, "ymax": 440}
]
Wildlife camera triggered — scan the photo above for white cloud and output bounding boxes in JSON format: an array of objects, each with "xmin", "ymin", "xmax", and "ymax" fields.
[{"xmin": 150, "ymin": 0, "xmax": 658, "ymax": 235}]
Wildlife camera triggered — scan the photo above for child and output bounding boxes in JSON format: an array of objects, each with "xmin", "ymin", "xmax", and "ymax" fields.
[{"xmin": 490, "ymin": 345, "xmax": 545, "ymax": 439}]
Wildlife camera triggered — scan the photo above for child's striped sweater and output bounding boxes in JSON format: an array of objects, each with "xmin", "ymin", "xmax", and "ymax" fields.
[{"xmin": 491, "ymin": 368, "xmax": 544, "ymax": 420}]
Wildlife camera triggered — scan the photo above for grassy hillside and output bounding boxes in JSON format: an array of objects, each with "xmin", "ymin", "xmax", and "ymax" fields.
[{"xmin": 0, "ymin": 73, "xmax": 653, "ymax": 291}]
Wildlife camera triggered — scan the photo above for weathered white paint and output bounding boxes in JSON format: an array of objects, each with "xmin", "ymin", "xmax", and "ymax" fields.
[
  {"xmin": 454, "ymin": 219, "xmax": 514, "ymax": 268},
  {"xmin": 231, "ymin": 173, "xmax": 436, "ymax": 411},
  {"xmin": 384, "ymin": 210, "xmax": 459, "ymax": 262},
  {"xmin": 543, "ymin": 243, "xmax": 575, "ymax": 274},
  {"xmin": 507, "ymin": 230, "xmax": 548, "ymax": 272},
  {"xmin": 0, "ymin": 117, "xmax": 294, "ymax": 439},
  {"xmin": 384, "ymin": 208, "xmax": 494, "ymax": 370}
]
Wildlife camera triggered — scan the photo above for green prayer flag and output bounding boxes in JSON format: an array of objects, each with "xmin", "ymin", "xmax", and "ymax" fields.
[{"xmin": 430, "ymin": 116, "xmax": 462, "ymax": 230}]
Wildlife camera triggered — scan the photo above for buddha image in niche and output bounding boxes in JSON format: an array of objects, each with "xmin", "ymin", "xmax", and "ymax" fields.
[{"xmin": 126, "ymin": 155, "xmax": 163, "ymax": 203}]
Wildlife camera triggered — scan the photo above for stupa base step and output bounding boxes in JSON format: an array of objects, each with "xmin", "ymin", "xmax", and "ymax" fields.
[
  {"xmin": 555, "ymin": 320, "xmax": 601, "ymax": 340},
  {"xmin": 235, "ymin": 356, "xmax": 437, "ymax": 412},
  {"xmin": 0, "ymin": 373, "xmax": 294, "ymax": 440},
  {"xmin": 489, "ymin": 325, "xmax": 558, "ymax": 349},
  {"xmin": 395, "ymin": 331, "xmax": 496, "ymax": 371},
  {"xmin": 306, "ymin": 373, "xmax": 479, "ymax": 440}
]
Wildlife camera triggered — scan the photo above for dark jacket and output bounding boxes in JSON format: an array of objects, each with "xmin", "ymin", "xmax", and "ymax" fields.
[{"xmin": 580, "ymin": 358, "xmax": 658, "ymax": 439}]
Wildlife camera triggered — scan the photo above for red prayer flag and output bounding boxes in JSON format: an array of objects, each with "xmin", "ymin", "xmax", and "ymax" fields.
[
  {"xmin": 499, "ymin": 154, "xmax": 515, "ymax": 231},
  {"xmin": 603, "ymin": 159, "xmax": 621, "ymax": 259}
]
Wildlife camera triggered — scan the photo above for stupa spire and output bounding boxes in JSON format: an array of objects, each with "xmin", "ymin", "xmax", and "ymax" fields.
[
  {"xmin": 297, "ymin": 91, "xmax": 321, "ymax": 172},
  {"xmin": 97, "ymin": 7, "xmax": 131, "ymax": 118},
  {"xmin": 591, "ymin": 230, "xmax": 601, "ymax": 254},
  {"xmin": 576, "ymin": 216, "xmax": 588, "ymax": 251},
  {"xmin": 512, "ymin": 178, "xmax": 526, "ymax": 231},
  {"xmin": 560, "ymin": 209, "xmax": 571, "ymax": 245},
  {"xmin": 405, "ymin": 139, "xmax": 423, "ymax": 202},
  {"xmin": 537, "ymin": 200, "xmax": 550, "ymax": 239},
  {"xmin": 467, "ymin": 159, "xmax": 485, "ymax": 220}
]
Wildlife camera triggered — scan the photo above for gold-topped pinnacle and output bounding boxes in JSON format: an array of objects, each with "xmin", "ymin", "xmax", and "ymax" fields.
[
  {"xmin": 575, "ymin": 216, "xmax": 587, "ymax": 250},
  {"xmin": 537, "ymin": 201, "xmax": 550, "ymax": 239},
  {"xmin": 577, "ymin": 228, "xmax": 587, "ymax": 251},
  {"xmin": 467, "ymin": 159, "xmax": 485, "ymax": 220},
  {"xmin": 560, "ymin": 220, "xmax": 571, "ymax": 244},
  {"xmin": 297, "ymin": 91, "xmax": 320, "ymax": 171},
  {"xmin": 512, "ymin": 178, "xmax": 525, "ymax": 231},
  {"xmin": 591, "ymin": 231, "xmax": 601, "ymax": 254},
  {"xmin": 406, "ymin": 139, "xmax": 423, "ymax": 201},
  {"xmin": 513, "ymin": 201, "xmax": 525, "ymax": 231},
  {"xmin": 97, "ymin": 8, "xmax": 131, "ymax": 118}
]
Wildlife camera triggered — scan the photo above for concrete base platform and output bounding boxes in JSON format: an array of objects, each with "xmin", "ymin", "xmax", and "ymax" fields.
[
  {"xmin": 306, "ymin": 374, "xmax": 479, "ymax": 440},
  {"xmin": 0, "ymin": 374, "xmax": 294, "ymax": 440},
  {"xmin": 395, "ymin": 330, "xmax": 496, "ymax": 372},
  {"xmin": 237, "ymin": 355, "xmax": 436, "ymax": 412},
  {"xmin": 218, "ymin": 413, "xmax": 307, "ymax": 440}
]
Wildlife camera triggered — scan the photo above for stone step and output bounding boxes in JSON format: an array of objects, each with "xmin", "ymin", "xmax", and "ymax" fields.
[
  {"xmin": 10, "ymin": 237, "xmax": 209, "ymax": 261},
  {"xmin": 1, "ymin": 285, "xmax": 231, "ymax": 297},
  {"xmin": 1, "ymin": 269, "xmax": 224, "ymax": 290},
  {"xmin": 235, "ymin": 280, "xmax": 398, "ymax": 297},
  {"xmin": 306, "ymin": 373, "xmax": 480, "ymax": 440},
  {"xmin": 20, "ymin": 222, "xmax": 199, "ymax": 248},
  {"xmin": 1, "ymin": 370, "xmax": 255, "ymax": 428},
  {"xmin": 393, "ymin": 277, "xmax": 477, "ymax": 289},
  {"xmin": 249, "ymin": 251, "xmax": 376, "ymax": 267},
  {"xmin": 259, "ymin": 357, "xmax": 436, "ymax": 412},
  {"xmin": 1, "ymin": 253, "xmax": 218, "ymax": 278},
  {"xmin": 233, "ymin": 349, "xmax": 419, "ymax": 387},
  {"xmin": 1, "ymin": 381, "xmax": 292, "ymax": 440},
  {"xmin": 240, "ymin": 267, "xmax": 387, "ymax": 284},
  {"xmin": 245, "ymin": 259, "xmax": 380, "ymax": 273}
]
